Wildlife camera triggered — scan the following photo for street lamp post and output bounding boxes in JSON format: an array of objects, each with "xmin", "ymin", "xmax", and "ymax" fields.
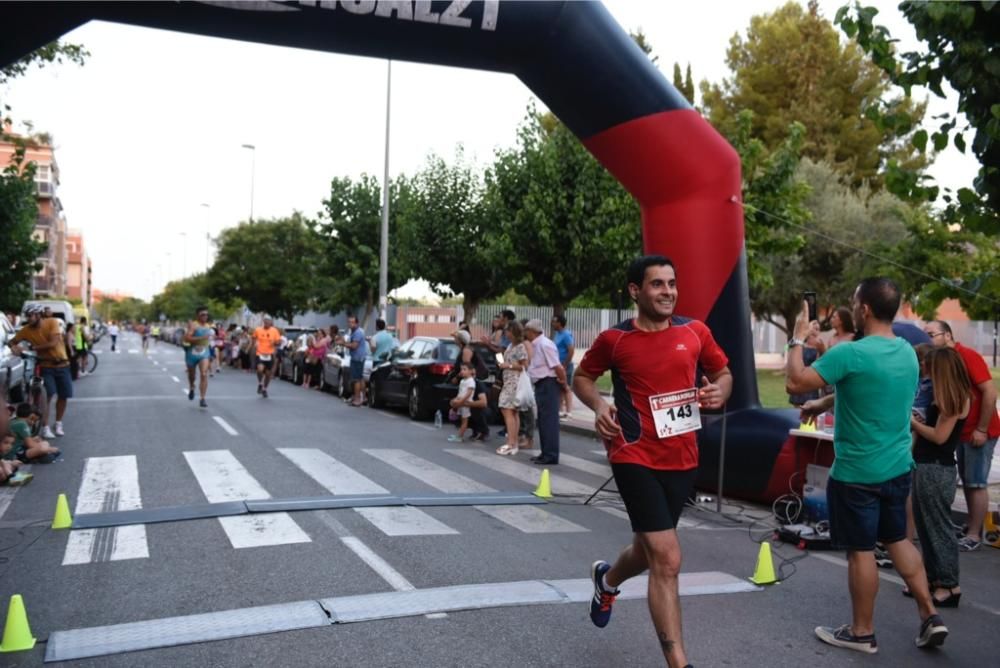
[
  {"xmin": 378, "ymin": 60, "xmax": 391, "ymax": 321},
  {"xmin": 201, "ymin": 203, "xmax": 211, "ymax": 272},
  {"xmin": 241, "ymin": 144, "xmax": 256, "ymax": 224}
]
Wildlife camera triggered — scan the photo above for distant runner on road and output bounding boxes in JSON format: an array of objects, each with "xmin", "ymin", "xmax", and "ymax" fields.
[
  {"xmin": 252, "ymin": 316, "xmax": 282, "ymax": 399},
  {"xmin": 183, "ymin": 306, "xmax": 214, "ymax": 408}
]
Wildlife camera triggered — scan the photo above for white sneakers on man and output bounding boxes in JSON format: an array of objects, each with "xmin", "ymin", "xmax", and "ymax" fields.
[
  {"xmin": 42, "ymin": 426, "xmax": 56, "ymax": 439},
  {"xmin": 54, "ymin": 422, "xmax": 65, "ymax": 437}
]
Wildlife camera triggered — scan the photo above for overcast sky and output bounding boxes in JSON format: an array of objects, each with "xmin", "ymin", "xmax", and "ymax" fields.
[{"xmin": 3, "ymin": 0, "xmax": 976, "ymax": 301}]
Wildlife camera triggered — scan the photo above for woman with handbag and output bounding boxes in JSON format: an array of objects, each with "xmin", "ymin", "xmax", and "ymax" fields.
[{"xmin": 496, "ymin": 320, "xmax": 528, "ymax": 456}]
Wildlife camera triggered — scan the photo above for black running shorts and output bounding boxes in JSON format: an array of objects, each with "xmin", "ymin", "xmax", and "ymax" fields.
[{"xmin": 611, "ymin": 463, "xmax": 697, "ymax": 533}]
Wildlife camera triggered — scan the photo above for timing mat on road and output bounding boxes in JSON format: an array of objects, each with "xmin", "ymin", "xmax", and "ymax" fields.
[
  {"xmin": 44, "ymin": 572, "xmax": 760, "ymax": 662},
  {"xmin": 71, "ymin": 492, "xmax": 546, "ymax": 529}
]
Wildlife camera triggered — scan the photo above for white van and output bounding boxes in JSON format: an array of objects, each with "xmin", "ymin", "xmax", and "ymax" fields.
[{"xmin": 21, "ymin": 300, "xmax": 76, "ymax": 329}]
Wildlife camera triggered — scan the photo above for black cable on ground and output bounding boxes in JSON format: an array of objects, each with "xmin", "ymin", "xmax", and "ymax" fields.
[{"xmin": 0, "ymin": 519, "xmax": 53, "ymax": 580}]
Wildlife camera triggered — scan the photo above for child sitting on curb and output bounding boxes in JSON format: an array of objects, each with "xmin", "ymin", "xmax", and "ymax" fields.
[{"xmin": 10, "ymin": 403, "xmax": 61, "ymax": 463}]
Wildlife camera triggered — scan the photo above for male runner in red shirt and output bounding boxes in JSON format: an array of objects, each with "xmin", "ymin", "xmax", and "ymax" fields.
[{"xmin": 574, "ymin": 255, "xmax": 732, "ymax": 668}]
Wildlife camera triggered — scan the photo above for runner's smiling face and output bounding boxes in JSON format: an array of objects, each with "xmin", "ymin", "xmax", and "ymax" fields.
[{"xmin": 631, "ymin": 264, "xmax": 677, "ymax": 322}]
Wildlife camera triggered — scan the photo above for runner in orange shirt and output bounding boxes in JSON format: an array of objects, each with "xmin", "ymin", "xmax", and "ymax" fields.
[{"xmin": 252, "ymin": 315, "xmax": 282, "ymax": 399}]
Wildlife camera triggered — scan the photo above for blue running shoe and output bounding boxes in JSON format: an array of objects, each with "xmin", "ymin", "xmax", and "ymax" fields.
[{"xmin": 589, "ymin": 560, "xmax": 619, "ymax": 628}]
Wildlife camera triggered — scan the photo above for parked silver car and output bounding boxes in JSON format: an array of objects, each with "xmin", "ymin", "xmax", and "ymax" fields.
[
  {"xmin": 0, "ymin": 317, "xmax": 26, "ymax": 403},
  {"xmin": 319, "ymin": 347, "xmax": 374, "ymax": 397}
]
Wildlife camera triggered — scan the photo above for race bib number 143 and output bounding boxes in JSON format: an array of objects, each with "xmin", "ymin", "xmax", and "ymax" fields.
[{"xmin": 649, "ymin": 388, "xmax": 701, "ymax": 438}]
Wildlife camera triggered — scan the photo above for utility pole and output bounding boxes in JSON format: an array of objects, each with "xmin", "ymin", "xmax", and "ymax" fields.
[{"xmin": 378, "ymin": 60, "xmax": 392, "ymax": 322}]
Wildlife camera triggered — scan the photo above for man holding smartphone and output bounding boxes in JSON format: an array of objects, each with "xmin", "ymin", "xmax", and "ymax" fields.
[{"xmin": 787, "ymin": 277, "xmax": 946, "ymax": 654}]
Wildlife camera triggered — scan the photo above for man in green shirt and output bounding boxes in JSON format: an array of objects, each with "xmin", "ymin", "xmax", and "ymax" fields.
[{"xmin": 786, "ymin": 277, "xmax": 947, "ymax": 654}]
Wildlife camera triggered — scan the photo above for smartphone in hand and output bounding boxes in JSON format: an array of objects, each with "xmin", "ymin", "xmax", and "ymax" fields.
[{"xmin": 803, "ymin": 291, "xmax": 817, "ymax": 322}]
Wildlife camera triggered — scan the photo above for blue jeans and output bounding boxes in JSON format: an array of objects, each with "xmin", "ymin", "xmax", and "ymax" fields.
[
  {"xmin": 827, "ymin": 472, "xmax": 911, "ymax": 551},
  {"xmin": 533, "ymin": 377, "xmax": 560, "ymax": 462}
]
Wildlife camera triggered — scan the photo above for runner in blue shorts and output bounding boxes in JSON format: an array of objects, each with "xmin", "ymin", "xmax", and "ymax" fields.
[{"xmin": 183, "ymin": 306, "xmax": 214, "ymax": 408}]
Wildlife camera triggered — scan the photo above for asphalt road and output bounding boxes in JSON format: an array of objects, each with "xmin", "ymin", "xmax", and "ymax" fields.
[{"xmin": 1, "ymin": 333, "xmax": 997, "ymax": 667}]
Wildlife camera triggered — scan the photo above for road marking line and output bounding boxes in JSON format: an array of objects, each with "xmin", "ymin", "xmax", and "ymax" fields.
[
  {"xmin": 183, "ymin": 450, "xmax": 310, "ymax": 549},
  {"xmin": 355, "ymin": 507, "xmax": 459, "ymax": 536},
  {"xmin": 212, "ymin": 417, "xmax": 239, "ymax": 436},
  {"xmin": 558, "ymin": 453, "xmax": 612, "ymax": 478},
  {"xmin": 474, "ymin": 505, "xmax": 586, "ymax": 533},
  {"xmin": 446, "ymin": 448, "xmax": 596, "ymax": 496},
  {"xmin": 64, "ymin": 456, "xmax": 148, "ymax": 565},
  {"xmin": 366, "ymin": 449, "xmax": 581, "ymax": 534},
  {"xmin": 364, "ymin": 448, "xmax": 492, "ymax": 493},
  {"xmin": 340, "ymin": 536, "xmax": 416, "ymax": 591},
  {"xmin": 280, "ymin": 449, "xmax": 456, "ymax": 536},
  {"xmin": 171, "ymin": 376, "xmax": 180, "ymax": 383},
  {"xmin": 278, "ymin": 448, "xmax": 389, "ymax": 494}
]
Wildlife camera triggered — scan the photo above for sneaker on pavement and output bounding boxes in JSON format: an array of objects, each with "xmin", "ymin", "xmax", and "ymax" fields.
[
  {"xmin": 199, "ymin": 399, "xmax": 208, "ymax": 408},
  {"xmin": 54, "ymin": 422, "xmax": 64, "ymax": 437},
  {"xmin": 446, "ymin": 434, "xmax": 464, "ymax": 443},
  {"xmin": 262, "ymin": 389, "xmax": 268, "ymax": 399},
  {"xmin": 958, "ymin": 536, "xmax": 980, "ymax": 552},
  {"xmin": 589, "ymin": 560, "xmax": 619, "ymax": 628},
  {"xmin": 257, "ymin": 384, "xmax": 263, "ymax": 395},
  {"xmin": 188, "ymin": 389, "xmax": 195, "ymax": 401},
  {"xmin": 915, "ymin": 614, "xmax": 948, "ymax": 649},
  {"xmin": 814, "ymin": 624, "xmax": 877, "ymax": 654},
  {"xmin": 41, "ymin": 426, "xmax": 56, "ymax": 439}
]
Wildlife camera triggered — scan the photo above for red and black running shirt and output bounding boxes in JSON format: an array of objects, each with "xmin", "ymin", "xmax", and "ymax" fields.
[{"xmin": 579, "ymin": 317, "xmax": 729, "ymax": 471}]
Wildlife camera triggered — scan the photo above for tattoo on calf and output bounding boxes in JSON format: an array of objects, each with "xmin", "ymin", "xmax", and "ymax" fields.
[{"xmin": 658, "ymin": 633, "xmax": 675, "ymax": 653}]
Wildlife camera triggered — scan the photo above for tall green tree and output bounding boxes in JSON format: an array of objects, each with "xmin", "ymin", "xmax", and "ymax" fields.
[
  {"xmin": 672, "ymin": 62, "xmax": 695, "ymax": 104},
  {"xmin": 206, "ymin": 214, "xmax": 320, "ymax": 321},
  {"xmin": 837, "ymin": 1, "xmax": 1000, "ymax": 236},
  {"xmin": 702, "ymin": 0, "xmax": 926, "ymax": 188},
  {"xmin": 397, "ymin": 150, "xmax": 505, "ymax": 321},
  {"xmin": 150, "ymin": 274, "xmax": 234, "ymax": 323},
  {"xmin": 486, "ymin": 108, "xmax": 642, "ymax": 316},
  {"xmin": 0, "ymin": 147, "xmax": 46, "ymax": 312},
  {"xmin": 315, "ymin": 175, "xmax": 410, "ymax": 325}
]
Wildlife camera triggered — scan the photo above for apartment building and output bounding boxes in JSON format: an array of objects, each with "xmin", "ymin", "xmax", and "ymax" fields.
[
  {"xmin": 0, "ymin": 127, "xmax": 69, "ymax": 299},
  {"xmin": 66, "ymin": 229, "xmax": 92, "ymax": 310}
]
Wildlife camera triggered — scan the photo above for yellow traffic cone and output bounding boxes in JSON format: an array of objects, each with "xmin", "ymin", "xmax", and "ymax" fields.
[
  {"xmin": 52, "ymin": 493, "xmax": 72, "ymax": 529},
  {"xmin": 750, "ymin": 541, "xmax": 778, "ymax": 585},
  {"xmin": 533, "ymin": 469, "xmax": 553, "ymax": 499},
  {"xmin": 0, "ymin": 595, "xmax": 36, "ymax": 653}
]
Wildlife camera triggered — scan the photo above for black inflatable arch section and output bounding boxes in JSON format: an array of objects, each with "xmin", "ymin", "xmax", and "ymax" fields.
[{"xmin": 3, "ymin": 1, "xmax": 800, "ymax": 500}]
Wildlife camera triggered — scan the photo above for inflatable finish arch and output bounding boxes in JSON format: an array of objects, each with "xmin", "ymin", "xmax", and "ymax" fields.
[{"xmin": 2, "ymin": 1, "xmax": 800, "ymax": 500}]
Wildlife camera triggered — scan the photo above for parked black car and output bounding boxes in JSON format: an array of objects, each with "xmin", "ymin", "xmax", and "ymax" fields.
[
  {"xmin": 367, "ymin": 338, "xmax": 503, "ymax": 422},
  {"xmin": 366, "ymin": 337, "xmax": 462, "ymax": 420},
  {"xmin": 433, "ymin": 342, "xmax": 503, "ymax": 425}
]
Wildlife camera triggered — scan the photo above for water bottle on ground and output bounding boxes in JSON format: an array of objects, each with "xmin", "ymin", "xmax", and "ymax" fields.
[{"xmin": 434, "ymin": 410, "xmax": 443, "ymax": 429}]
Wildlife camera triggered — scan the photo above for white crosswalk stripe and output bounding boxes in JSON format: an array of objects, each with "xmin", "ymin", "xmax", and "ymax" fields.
[
  {"xmin": 278, "ymin": 448, "xmax": 458, "ymax": 537},
  {"xmin": 446, "ymin": 448, "xmax": 597, "ymax": 496},
  {"xmin": 365, "ymin": 448, "xmax": 586, "ymax": 533},
  {"xmin": 183, "ymin": 450, "xmax": 311, "ymax": 549},
  {"xmin": 63, "ymin": 456, "xmax": 149, "ymax": 565}
]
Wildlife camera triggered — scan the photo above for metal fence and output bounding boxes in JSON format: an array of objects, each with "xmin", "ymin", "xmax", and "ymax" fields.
[{"xmin": 460, "ymin": 304, "xmax": 637, "ymax": 350}]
